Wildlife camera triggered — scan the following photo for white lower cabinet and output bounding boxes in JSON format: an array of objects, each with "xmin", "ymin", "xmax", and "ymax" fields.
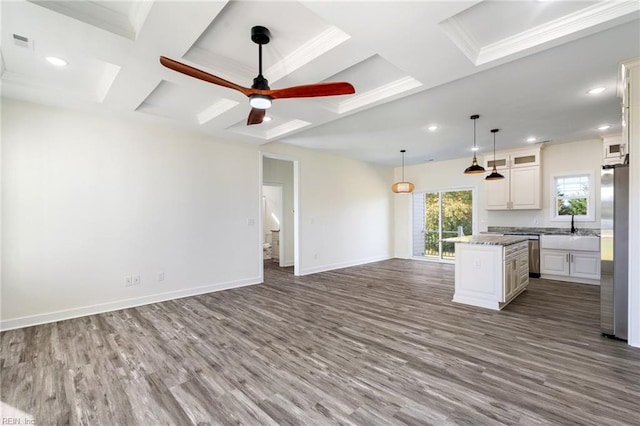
[
  {"xmin": 540, "ymin": 249, "xmax": 600, "ymax": 283},
  {"xmin": 454, "ymin": 241, "xmax": 529, "ymax": 310},
  {"xmin": 540, "ymin": 250, "xmax": 571, "ymax": 276}
]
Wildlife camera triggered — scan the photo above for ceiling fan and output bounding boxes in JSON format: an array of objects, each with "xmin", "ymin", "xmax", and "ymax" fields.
[{"xmin": 160, "ymin": 26, "xmax": 356, "ymax": 126}]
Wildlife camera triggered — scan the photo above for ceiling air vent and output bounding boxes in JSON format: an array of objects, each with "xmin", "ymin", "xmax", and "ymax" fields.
[{"xmin": 13, "ymin": 34, "xmax": 33, "ymax": 49}]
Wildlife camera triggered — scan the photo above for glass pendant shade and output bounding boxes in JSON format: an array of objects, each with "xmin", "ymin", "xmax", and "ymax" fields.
[
  {"xmin": 485, "ymin": 128, "xmax": 505, "ymax": 181},
  {"xmin": 392, "ymin": 149, "xmax": 415, "ymax": 193},
  {"xmin": 464, "ymin": 114, "xmax": 485, "ymax": 174}
]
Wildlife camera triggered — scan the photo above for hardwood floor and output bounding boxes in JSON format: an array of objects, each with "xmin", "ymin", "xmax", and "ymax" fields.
[{"xmin": 2, "ymin": 259, "xmax": 639, "ymax": 425}]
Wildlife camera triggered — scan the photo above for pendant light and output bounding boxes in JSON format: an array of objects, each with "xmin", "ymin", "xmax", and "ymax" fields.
[
  {"xmin": 463, "ymin": 114, "xmax": 485, "ymax": 174},
  {"xmin": 486, "ymin": 128, "xmax": 505, "ymax": 180},
  {"xmin": 392, "ymin": 149, "xmax": 415, "ymax": 193}
]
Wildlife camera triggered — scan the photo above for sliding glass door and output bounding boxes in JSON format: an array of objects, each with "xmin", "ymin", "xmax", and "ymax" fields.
[{"xmin": 413, "ymin": 189, "xmax": 474, "ymax": 261}]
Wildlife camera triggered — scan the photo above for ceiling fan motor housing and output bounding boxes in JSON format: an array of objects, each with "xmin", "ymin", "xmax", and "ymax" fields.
[
  {"xmin": 252, "ymin": 75, "xmax": 270, "ymax": 90},
  {"xmin": 251, "ymin": 26, "xmax": 271, "ymax": 45}
]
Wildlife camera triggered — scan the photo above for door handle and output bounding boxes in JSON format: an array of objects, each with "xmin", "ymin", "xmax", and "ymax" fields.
[{"xmin": 566, "ymin": 253, "xmax": 569, "ymax": 263}]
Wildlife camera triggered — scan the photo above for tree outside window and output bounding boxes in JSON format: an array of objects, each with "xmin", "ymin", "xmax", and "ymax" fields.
[{"xmin": 555, "ymin": 174, "xmax": 591, "ymax": 218}]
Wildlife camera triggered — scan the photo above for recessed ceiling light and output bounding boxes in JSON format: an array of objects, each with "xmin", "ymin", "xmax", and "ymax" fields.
[
  {"xmin": 263, "ymin": 116, "xmax": 272, "ymax": 122},
  {"xmin": 527, "ymin": 137, "xmax": 537, "ymax": 143},
  {"xmin": 587, "ymin": 87, "xmax": 606, "ymax": 95},
  {"xmin": 597, "ymin": 124, "xmax": 611, "ymax": 131},
  {"xmin": 428, "ymin": 125, "xmax": 438, "ymax": 131},
  {"xmin": 46, "ymin": 56, "xmax": 68, "ymax": 67}
]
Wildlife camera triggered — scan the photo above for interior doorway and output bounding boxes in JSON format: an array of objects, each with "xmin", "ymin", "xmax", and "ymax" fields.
[
  {"xmin": 262, "ymin": 184, "xmax": 283, "ymax": 264},
  {"xmin": 261, "ymin": 153, "xmax": 299, "ymax": 276}
]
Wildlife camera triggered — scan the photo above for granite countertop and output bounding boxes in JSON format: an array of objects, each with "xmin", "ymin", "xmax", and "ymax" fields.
[
  {"xmin": 487, "ymin": 226, "xmax": 600, "ymax": 237},
  {"xmin": 445, "ymin": 235, "xmax": 529, "ymax": 246}
]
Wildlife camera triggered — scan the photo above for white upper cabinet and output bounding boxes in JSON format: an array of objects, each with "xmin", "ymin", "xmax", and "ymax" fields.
[
  {"xmin": 484, "ymin": 146, "xmax": 542, "ymax": 210},
  {"xmin": 602, "ymin": 133, "xmax": 625, "ymax": 165}
]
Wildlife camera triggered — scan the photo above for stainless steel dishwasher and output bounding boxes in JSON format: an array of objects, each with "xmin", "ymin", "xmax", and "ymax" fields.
[
  {"xmin": 481, "ymin": 232, "xmax": 540, "ymax": 278},
  {"xmin": 527, "ymin": 236, "xmax": 540, "ymax": 278}
]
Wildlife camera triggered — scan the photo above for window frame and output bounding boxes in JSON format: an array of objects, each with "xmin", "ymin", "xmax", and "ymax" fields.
[{"xmin": 550, "ymin": 171, "xmax": 595, "ymax": 222}]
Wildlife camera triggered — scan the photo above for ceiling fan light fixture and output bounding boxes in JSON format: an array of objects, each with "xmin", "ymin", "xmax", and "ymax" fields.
[
  {"xmin": 249, "ymin": 95, "xmax": 272, "ymax": 109},
  {"xmin": 464, "ymin": 114, "xmax": 485, "ymax": 175},
  {"xmin": 392, "ymin": 149, "xmax": 415, "ymax": 193},
  {"xmin": 486, "ymin": 128, "xmax": 505, "ymax": 181}
]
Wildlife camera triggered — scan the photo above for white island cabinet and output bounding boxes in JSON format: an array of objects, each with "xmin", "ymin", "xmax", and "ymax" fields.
[{"xmin": 449, "ymin": 235, "xmax": 529, "ymax": 310}]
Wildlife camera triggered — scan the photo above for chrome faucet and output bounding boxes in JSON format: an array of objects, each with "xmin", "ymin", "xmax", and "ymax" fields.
[{"xmin": 571, "ymin": 214, "xmax": 577, "ymax": 234}]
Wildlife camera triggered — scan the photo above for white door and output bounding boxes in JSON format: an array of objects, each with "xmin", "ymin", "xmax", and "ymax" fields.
[
  {"xmin": 485, "ymin": 176, "xmax": 510, "ymax": 210},
  {"xmin": 571, "ymin": 252, "xmax": 601, "ymax": 279},
  {"xmin": 541, "ymin": 249, "xmax": 570, "ymax": 276},
  {"xmin": 510, "ymin": 166, "xmax": 540, "ymax": 209}
]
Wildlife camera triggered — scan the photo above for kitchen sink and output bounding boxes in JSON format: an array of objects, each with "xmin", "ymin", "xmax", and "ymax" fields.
[{"xmin": 540, "ymin": 234, "xmax": 600, "ymax": 251}]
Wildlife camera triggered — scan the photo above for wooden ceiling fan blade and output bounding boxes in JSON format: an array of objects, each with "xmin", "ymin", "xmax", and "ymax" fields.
[
  {"xmin": 160, "ymin": 56, "xmax": 251, "ymax": 96},
  {"xmin": 247, "ymin": 108, "xmax": 265, "ymax": 125},
  {"xmin": 268, "ymin": 82, "xmax": 355, "ymax": 100}
]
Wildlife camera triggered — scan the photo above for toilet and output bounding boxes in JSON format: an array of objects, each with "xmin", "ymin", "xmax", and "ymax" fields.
[
  {"xmin": 263, "ymin": 233, "xmax": 273, "ymax": 259},
  {"xmin": 263, "ymin": 243, "xmax": 272, "ymax": 259}
]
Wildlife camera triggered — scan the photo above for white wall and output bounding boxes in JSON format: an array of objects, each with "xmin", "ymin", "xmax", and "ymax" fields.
[
  {"xmin": 487, "ymin": 139, "xmax": 602, "ymax": 230},
  {"xmin": 394, "ymin": 139, "xmax": 603, "ymax": 258},
  {"xmin": 262, "ymin": 143, "xmax": 394, "ymax": 275},
  {"xmin": 1, "ymin": 98, "xmax": 262, "ymax": 329},
  {"xmin": 263, "ymin": 157, "xmax": 294, "ymax": 266},
  {"xmin": 394, "ymin": 156, "xmax": 488, "ymax": 258},
  {"xmin": 625, "ymin": 59, "xmax": 640, "ymax": 348}
]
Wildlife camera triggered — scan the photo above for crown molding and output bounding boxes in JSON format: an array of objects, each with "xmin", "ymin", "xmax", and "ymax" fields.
[
  {"xmin": 230, "ymin": 118, "xmax": 311, "ymax": 140},
  {"xmin": 265, "ymin": 119, "xmax": 311, "ymax": 140},
  {"xmin": 128, "ymin": 0, "xmax": 154, "ymax": 38},
  {"xmin": 441, "ymin": 1, "xmax": 640, "ymax": 67},
  {"xmin": 183, "ymin": 46, "xmax": 255, "ymax": 84},
  {"xmin": 197, "ymin": 98, "xmax": 240, "ymax": 124},
  {"xmin": 439, "ymin": 16, "xmax": 481, "ymax": 65},
  {"xmin": 477, "ymin": 1, "xmax": 640, "ymax": 65},
  {"xmin": 332, "ymin": 76, "xmax": 422, "ymax": 114},
  {"xmin": 266, "ymin": 26, "xmax": 351, "ymax": 84}
]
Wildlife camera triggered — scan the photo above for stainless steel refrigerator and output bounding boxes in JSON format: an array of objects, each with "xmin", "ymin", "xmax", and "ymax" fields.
[{"xmin": 600, "ymin": 164, "xmax": 629, "ymax": 340}]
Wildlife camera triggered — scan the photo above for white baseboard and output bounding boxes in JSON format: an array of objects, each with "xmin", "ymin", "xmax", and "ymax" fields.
[
  {"xmin": 299, "ymin": 255, "xmax": 391, "ymax": 276},
  {"xmin": 540, "ymin": 274, "xmax": 600, "ymax": 285},
  {"xmin": 0, "ymin": 276, "xmax": 262, "ymax": 331},
  {"xmin": 452, "ymin": 294, "xmax": 500, "ymax": 311}
]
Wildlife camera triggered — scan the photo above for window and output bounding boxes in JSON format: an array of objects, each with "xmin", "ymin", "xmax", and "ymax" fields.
[
  {"xmin": 413, "ymin": 189, "xmax": 475, "ymax": 261},
  {"xmin": 552, "ymin": 173, "xmax": 594, "ymax": 221}
]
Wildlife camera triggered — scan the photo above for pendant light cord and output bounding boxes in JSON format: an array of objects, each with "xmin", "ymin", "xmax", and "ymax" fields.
[
  {"xmin": 491, "ymin": 128, "xmax": 499, "ymax": 168},
  {"xmin": 473, "ymin": 118, "xmax": 477, "ymax": 151},
  {"xmin": 401, "ymin": 151, "xmax": 405, "ymax": 181}
]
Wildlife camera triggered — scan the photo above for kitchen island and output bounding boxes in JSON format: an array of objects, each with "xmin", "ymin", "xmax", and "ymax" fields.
[{"xmin": 448, "ymin": 235, "xmax": 529, "ymax": 310}]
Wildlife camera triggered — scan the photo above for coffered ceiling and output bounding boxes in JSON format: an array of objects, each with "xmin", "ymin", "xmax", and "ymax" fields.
[{"xmin": 2, "ymin": 1, "xmax": 639, "ymax": 165}]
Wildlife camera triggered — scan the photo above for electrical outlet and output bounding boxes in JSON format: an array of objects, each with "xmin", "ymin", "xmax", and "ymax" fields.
[
  {"xmin": 124, "ymin": 276, "xmax": 133, "ymax": 287},
  {"xmin": 132, "ymin": 275, "xmax": 141, "ymax": 286},
  {"xmin": 157, "ymin": 272, "xmax": 165, "ymax": 282}
]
